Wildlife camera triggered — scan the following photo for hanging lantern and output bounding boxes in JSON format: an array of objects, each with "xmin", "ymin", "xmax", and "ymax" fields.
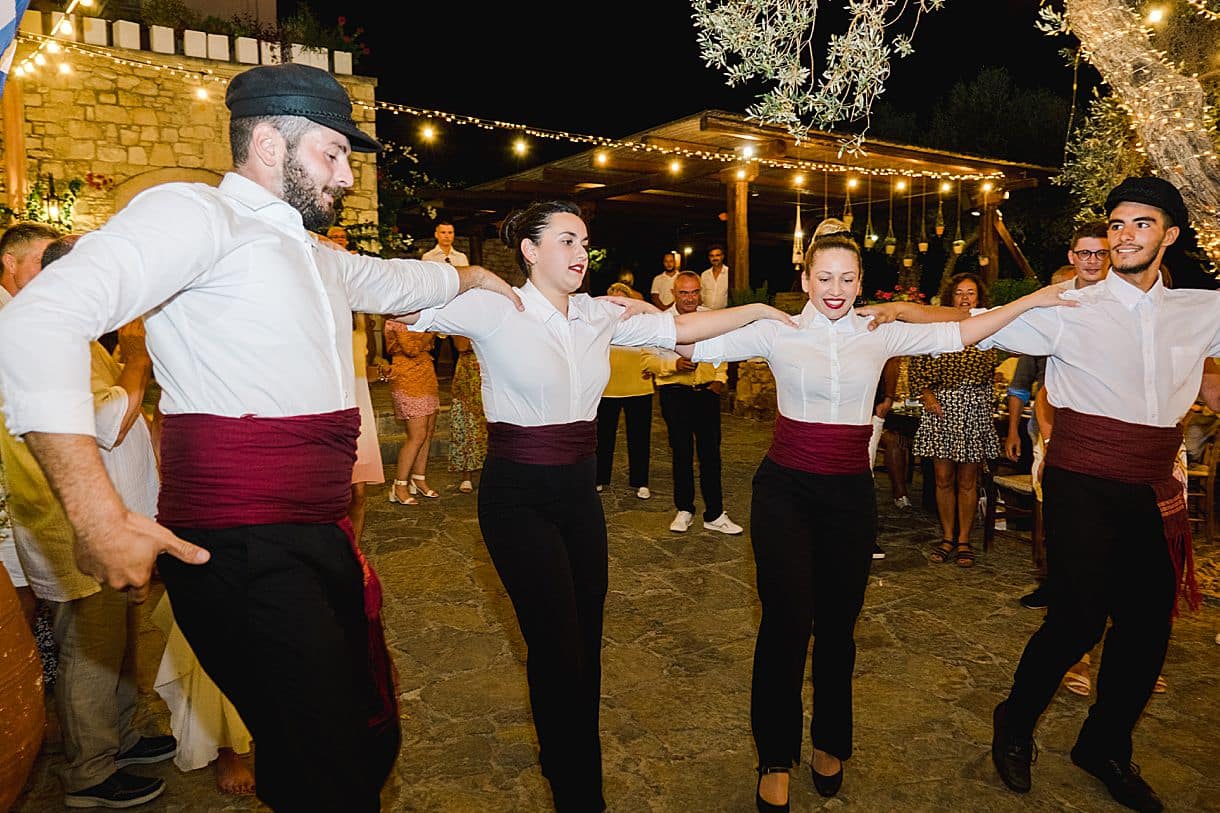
[
  {"xmin": 951, "ymin": 183, "xmax": 964, "ymax": 254},
  {"xmin": 935, "ymin": 181, "xmax": 947, "ymax": 237},
  {"xmin": 918, "ymin": 177, "xmax": 929, "ymax": 252},
  {"xmin": 842, "ymin": 177, "xmax": 855, "ymax": 231},
  {"xmin": 883, "ymin": 180, "xmax": 897, "ymax": 256},
  {"xmin": 791, "ymin": 195, "xmax": 805, "ymax": 268},
  {"xmin": 902, "ymin": 178, "xmax": 915, "ymax": 266},
  {"xmin": 863, "ymin": 175, "xmax": 877, "ymax": 248}
]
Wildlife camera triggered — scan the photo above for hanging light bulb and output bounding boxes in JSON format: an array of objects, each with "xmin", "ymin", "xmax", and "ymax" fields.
[
  {"xmin": 863, "ymin": 176, "xmax": 877, "ymax": 249},
  {"xmin": 918, "ymin": 177, "xmax": 929, "ymax": 253}
]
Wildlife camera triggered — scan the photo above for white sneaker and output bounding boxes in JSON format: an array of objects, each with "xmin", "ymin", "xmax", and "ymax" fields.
[
  {"xmin": 894, "ymin": 495, "xmax": 912, "ymax": 509},
  {"xmin": 636, "ymin": 486, "xmax": 651, "ymax": 500},
  {"xmin": 596, "ymin": 484, "xmax": 604, "ymax": 493},
  {"xmin": 703, "ymin": 511, "xmax": 743, "ymax": 535},
  {"xmin": 669, "ymin": 510, "xmax": 694, "ymax": 532}
]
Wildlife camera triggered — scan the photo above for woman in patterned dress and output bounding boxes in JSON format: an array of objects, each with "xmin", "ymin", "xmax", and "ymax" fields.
[
  {"xmin": 909, "ymin": 272, "xmax": 1002, "ymax": 567},
  {"xmin": 447, "ymin": 334, "xmax": 488, "ymax": 493},
  {"xmin": 383, "ymin": 321, "xmax": 440, "ymax": 504}
]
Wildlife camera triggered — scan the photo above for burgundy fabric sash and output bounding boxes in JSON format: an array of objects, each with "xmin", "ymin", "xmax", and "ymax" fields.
[
  {"xmin": 158, "ymin": 409, "xmax": 396, "ymax": 729},
  {"xmin": 1046, "ymin": 408, "xmax": 1200, "ymax": 616},
  {"xmin": 487, "ymin": 420, "xmax": 597, "ymax": 465},
  {"xmin": 158, "ymin": 409, "xmax": 359, "ymax": 528},
  {"xmin": 767, "ymin": 414, "xmax": 874, "ymax": 475}
]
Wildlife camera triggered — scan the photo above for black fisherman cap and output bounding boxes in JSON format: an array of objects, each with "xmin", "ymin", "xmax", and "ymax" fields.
[
  {"xmin": 225, "ymin": 63, "xmax": 381, "ymax": 152},
  {"xmin": 1104, "ymin": 176, "xmax": 1188, "ymax": 229}
]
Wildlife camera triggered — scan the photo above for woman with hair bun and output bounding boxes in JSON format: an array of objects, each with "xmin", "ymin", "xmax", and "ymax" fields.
[
  {"xmin": 685, "ymin": 233, "xmax": 1072, "ymax": 811},
  {"xmin": 393, "ymin": 200, "xmax": 794, "ymax": 812}
]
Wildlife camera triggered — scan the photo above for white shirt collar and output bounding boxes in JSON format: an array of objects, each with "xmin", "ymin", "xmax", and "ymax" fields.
[
  {"xmin": 798, "ymin": 301, "xmax": 861, "ymax": 334},
  {"xmin": 1102, "ymin": 267, "xmax": 1164, "ymax": 310},
  {"xmin": 520, "ymin": 279, "xmax": 591, "ymax": 323},
  {"xmin": 219, "ymin": 172, "xmax": 305, "ymax": 232}
]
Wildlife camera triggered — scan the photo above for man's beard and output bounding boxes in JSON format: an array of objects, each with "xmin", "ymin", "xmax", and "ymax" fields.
[
  {"xmin": 282, "ymin": 151, "xmax": 344, "ymax": 231},
  {"xmin": 1111, "ymin": 240, "xmax": 1162, "ymax": 278}
]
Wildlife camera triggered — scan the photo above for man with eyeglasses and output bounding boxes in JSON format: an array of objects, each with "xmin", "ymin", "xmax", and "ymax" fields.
[{"xmin": 1005, "ymin": 220, "xmax": 1111, "ymax": 608}]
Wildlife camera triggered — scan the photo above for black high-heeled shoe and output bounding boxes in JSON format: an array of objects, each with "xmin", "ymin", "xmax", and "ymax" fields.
[
  {"xmin": 755, "ymin": 766, "xmax": 790, "ymax": 813},
  {"xmin": 811, "ymin": 760, "xmax": 844, "ymax": 798}
]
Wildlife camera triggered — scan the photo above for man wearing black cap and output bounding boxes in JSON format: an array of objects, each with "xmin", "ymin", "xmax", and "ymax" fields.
[
  {"xmin": 858, "ymin": 175, "xmax": 1217, "ymax": 811},
  {"xmin": 971, "ymin": 176, "xmax": 1219, "ymax": 813},
  {"xmin": 0, "ymin": 63, "xmax": 521, "ymax": 812}
]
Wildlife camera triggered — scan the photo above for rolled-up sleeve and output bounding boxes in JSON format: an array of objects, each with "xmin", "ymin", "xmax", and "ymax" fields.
[{"xmin": 610, "ymin": 310, "xmax": 676, "ymax": 349}]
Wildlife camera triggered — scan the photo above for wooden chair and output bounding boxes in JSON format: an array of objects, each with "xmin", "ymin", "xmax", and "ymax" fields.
[
  {"xmin": 983, "ymin": 459, "xmax": 1043, "ymax": 557},
  {"xmin": 1186, "ymin": 429, "xmax": 1219, "ymax": 546}
]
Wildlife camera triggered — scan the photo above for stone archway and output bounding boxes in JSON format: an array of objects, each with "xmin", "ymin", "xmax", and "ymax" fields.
[{"xmin": 112, "ymin": 168, "xmax": 224, "ymax": 213}]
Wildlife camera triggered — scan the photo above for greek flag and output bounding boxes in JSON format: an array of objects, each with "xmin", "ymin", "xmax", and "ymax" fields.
[{"xmin": 0, "ymin": 0, "xmax": 32, "ymax": 98}]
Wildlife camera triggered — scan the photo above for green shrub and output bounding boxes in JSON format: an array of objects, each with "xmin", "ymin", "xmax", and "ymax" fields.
[{"xmin": 989, "ymin": 277, "xmax": 1042, "ymax": 305}]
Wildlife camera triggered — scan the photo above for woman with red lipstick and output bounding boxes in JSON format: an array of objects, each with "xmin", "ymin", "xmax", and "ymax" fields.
[
  {"xmin": 393, "ymin": 200, "xmax": 794, "ymax": 813},
  {"xmin": 686, "ymin": 233, "xmax": 1072, "ymax": 812}
]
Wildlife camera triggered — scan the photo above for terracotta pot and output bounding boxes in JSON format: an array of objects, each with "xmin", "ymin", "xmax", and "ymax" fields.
[{"xmin": 0, "ymin": 567, "xmax": 44, "ymax": 810}]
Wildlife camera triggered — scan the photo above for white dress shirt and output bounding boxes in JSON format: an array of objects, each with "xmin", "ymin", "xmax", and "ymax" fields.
[
  {"xmin": 650, "ymin": 271, "xmax": 679, "ymax": 306},
  {"xmin": 421, "ymin": 245, "xmax": 468, "ymax": 266},
  {"xmin": 979, "ymin": 271, "xmax": 1220, "ymax": 427},
  {"xmin": 0, "ymin": 172, "xmax": 460, "ymax": 437},
  {"xmin": 693, "ymin": 302, "xmax": 963, "ymax": 425},
  {"xmin": 410, "ymin": 280, "xmax": 676, "ymax": 426},
  {"xmin": 700, "ymin": 266, "xmax": 730, "ymax": 310}
]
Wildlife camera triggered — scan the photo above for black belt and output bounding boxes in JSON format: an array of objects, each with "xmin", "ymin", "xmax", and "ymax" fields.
[{"xmin": 661, "ymin": 382, "xmax": 713, "ymax": 391}]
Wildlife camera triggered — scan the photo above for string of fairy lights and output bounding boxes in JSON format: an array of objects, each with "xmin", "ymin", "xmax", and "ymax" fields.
[
  {"xmin": 11, "ymin": 24, "xmax": 1003, "ymax": 186},
  {"xmin": 9, "ymin": 4, "xmax": 1217, "ymax": 268}
]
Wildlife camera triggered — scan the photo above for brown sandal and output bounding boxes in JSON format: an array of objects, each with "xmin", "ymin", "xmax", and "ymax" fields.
[
  {"xmin": 953, "ymin": 542, "xmax": 976, "ymax": 568},
  {"xmin": 929, "ymin": 540, "xmax": 955, "ymax": 563}
]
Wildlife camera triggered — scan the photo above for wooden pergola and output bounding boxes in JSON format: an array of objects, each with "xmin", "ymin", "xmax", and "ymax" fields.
[{"xmin": 415, "ymin": 110, "xmax": 1060, "ymax": 288}]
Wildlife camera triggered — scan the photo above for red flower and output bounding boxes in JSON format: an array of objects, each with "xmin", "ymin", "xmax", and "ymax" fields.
[{"xmin": 337, "ymin": 15, "xmax": 347, "ymax": 25}]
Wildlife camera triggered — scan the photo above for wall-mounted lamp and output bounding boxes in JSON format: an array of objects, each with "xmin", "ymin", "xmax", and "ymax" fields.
[{"xmin": 43, "ymin": 175, "xmax": 61, "ymax": 224}]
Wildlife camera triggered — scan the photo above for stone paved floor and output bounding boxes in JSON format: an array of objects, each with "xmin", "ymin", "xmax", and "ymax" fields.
[{"xmin": 12, "ymin": 396, "xmax": 1220, "ymax": 812}]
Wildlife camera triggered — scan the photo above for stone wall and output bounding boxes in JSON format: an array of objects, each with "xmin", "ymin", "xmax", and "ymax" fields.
[
  {"xmin": 2, "ymin": 11, "xmax": 378, "ymax": 234},
  {"xmin": 733, "ymin": 359, "xmax": 776, "ymax": 422}
]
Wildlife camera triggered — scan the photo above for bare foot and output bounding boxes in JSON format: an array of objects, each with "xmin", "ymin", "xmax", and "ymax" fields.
[
  {"xmin": 757, "ymin": 770, "xmax": 789, "ymax": 806},
  {"xmin": 214, "ymin": 747, "xmax": 255, "ymax": 795},
  {"xmin": 812, "ymin": 748, "xmax": 841, "ymax": 778}
]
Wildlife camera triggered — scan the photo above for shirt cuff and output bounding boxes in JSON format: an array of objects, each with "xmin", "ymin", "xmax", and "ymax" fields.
[
  {"xmin": 3, "ymin": 390, "xmax": 98, "ymax": 438},
  {"xmin": 691, "ymin": 336, "xmax": 722, "ymax": 364},
  {"xmin": 654, "ymin": 311, "xmax": 677, "ymax": 350},
  {"xmin": 407, "ymin": 309, "xmax": 438, "ymax": 332}
]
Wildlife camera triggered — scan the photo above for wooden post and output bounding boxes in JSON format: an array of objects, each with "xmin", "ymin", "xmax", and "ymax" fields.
[
  {"xmin": 721, "ymin": 163, "xmax": 756, "ymax": 295},
  {"xmin": 978, "ymin": 193, "xmax": 1000, "ymax": 285},
  {"xmin": 3, "ymin": 79, "xmax": 27, "ymax": 214}
]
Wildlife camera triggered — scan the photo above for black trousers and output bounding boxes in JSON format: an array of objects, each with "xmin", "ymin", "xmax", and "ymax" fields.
[
  {"xmin": 658, "ymin": 384, "xmax": 723, "ymax": 520},
  {"xmin": 1003, "ymin": 466, "xmax": 1177, "ymax": 763},
  {"xmin": 749, "ymin": 457, "xmax": 876, "ymax": 767},
  {"xmin": 158, "ymin": 523, "xmax": 398, "ymax": 813},
  {"xmin": 595, "ymin": 394, "xmax": 652, "ymax": 488},
  {"xmin": 478, "ymin": 454, "xmax": 608, "ymax": 813}
]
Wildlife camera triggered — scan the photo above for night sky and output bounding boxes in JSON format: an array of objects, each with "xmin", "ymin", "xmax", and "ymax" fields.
[{"xmin": 285, "ymin": 0, "xmax": 1094, "ymax": 185}]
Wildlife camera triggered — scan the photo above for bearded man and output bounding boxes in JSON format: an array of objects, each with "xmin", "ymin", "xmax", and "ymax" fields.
[{"xmin": 0, "ymin": 63, "xmax": 520, "ymax": 812}]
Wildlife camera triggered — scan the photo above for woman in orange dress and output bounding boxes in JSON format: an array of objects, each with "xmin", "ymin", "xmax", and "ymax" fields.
[{"xmin": 383, "ymin": 320, "xmax": 440, "ymax": 504}]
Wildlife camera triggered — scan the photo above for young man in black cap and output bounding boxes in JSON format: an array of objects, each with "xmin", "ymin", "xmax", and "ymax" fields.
[
  {"xmin": 0, "ymin": 63, "xmax": 520, "ymax": 811},
  {"xmin": 976, "ymin": 176, "xmax": 1217, "ymax": 813},
  {"xmin": 860, "ymin": 175, "xmax": 1217, "ymax": 812}
]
